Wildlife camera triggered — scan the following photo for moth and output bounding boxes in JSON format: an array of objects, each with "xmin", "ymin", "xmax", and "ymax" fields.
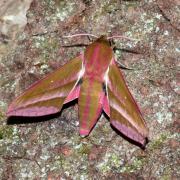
[{"xmin": 7, "ymin": 35, "xmax": 148, "ymax": 146}]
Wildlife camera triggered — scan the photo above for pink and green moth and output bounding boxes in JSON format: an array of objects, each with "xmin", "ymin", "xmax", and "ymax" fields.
[{"xmin": 7, "ymin": 34, "xmax": 148, "ymax": 146}]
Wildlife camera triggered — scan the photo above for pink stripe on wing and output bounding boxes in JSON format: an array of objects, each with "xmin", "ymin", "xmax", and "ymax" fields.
[
  {"xmin": 64, "ymin": 85, "xmax": 80, "ymax": 104},
  {"xmin": 7, "ymin": 106, "xmax": 59, "ymax": 117},
  {"xmin": 111, "ymin": 120, "xmax": 145, "ymax": 145}
]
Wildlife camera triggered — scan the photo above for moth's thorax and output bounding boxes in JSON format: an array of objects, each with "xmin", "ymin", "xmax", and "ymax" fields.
[{"xmin": 84, "ymin": 37, "xmax": 113, "ymax": 80}]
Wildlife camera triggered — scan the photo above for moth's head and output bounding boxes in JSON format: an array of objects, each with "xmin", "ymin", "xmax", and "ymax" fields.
[{"xmin": 95, "ymin": 35, "xmax": 111, "ymax": 46}]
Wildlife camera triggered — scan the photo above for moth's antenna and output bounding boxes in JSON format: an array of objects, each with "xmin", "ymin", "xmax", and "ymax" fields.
[
  {"xmin": 107, "ymin": 35, "xmax": 140, "ymax": 41},
  {"xmin": 63, "ymin": 34, "xmax": 140, "ymax": 41},
  {"xmin": 63, "ymin": 34, "xmax": 98, "ymax": 38}
]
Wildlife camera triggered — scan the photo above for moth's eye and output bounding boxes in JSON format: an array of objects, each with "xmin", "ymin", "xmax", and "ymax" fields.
[
  {"xmin": 77, "ymin": 78, "xmax": 83, "ymax": 86},
  {"xmin": 102, "ymin": 83, "xmax": 106, "ymax": 94}
]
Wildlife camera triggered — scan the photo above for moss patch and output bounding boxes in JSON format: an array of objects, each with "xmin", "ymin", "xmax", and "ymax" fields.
[
  {"xmin": 150, "ymin": 133, "xmax": 169, "ymax": 150},
  {"xmin": 0, "ymin": 126, "xmax": 13, "ymax": 140}
]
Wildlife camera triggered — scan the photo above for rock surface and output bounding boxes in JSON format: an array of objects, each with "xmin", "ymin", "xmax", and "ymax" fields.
[{"xmin": 0, "ymin": 0, "xmax": 179, "ymax": 179}]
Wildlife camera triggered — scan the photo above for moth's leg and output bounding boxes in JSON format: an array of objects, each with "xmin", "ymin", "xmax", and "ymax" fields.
[
  {"xmin": 87, "ymin": 35, "xmax": 94, "ymax": 43},
  {"xmin": 114, "ymin": 59, "xmax": 134, "ymax": 70},
  {"xmin": 113, "ymin": 47, "xmax": 141, "ymax": 54},
  {"xmin": 113, "ymin": 47, "xmax": 143, "ymax": 70},
  {"xmin": 61, "ymin": 44, "xmax": 88, "ymax": 48}
]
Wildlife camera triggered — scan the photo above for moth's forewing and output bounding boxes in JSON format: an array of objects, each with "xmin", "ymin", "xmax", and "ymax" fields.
[
  {"xmin": 7, "ymin": 56, "xmax": 82, "ymax": 117},
  {"xmin": 107, "ymin": 60, "xmax": 148, "ymax": 145}
]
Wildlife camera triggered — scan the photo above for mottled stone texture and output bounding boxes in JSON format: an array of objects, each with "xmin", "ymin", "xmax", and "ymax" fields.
[{"xmin": 0, "ymin": 0, "xmax": 179, "ymax": 179}]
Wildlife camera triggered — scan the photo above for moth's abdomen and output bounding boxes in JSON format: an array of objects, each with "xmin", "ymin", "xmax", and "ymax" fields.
[{"xmin": 78, "ymin": 78, "xmax": 105, "ymax": 135}]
